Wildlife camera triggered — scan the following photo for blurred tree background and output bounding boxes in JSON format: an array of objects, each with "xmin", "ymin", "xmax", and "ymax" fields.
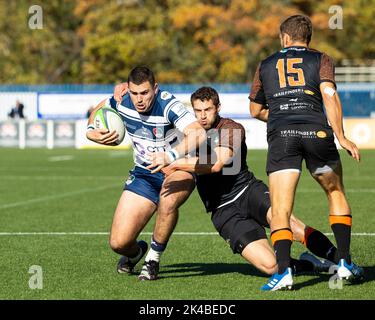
[{"xmin": 0, "ymin": 0, "xmax": 374, "ymax": 84}]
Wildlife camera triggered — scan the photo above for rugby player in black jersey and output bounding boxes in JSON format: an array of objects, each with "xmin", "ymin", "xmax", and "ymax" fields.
[
  {"xmin": 163, "ymin": 86, "xmax": 341, "ymax": 280},
  {"xmin": 249, "ymin": 15, "xmax": 363, "ymax": 290}
]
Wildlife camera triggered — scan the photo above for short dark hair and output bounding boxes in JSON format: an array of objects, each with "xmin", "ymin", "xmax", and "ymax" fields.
[
  {"xmin": 127, "ymin": 66, "xmax": 155, "ymax": 86},
  {"xmin": 280, "ymin": 15, "xmax": 312, "ymax": 45},
  {"xmin": 191, "ymin": 86, "xmax": 220, "ymax": 107}
]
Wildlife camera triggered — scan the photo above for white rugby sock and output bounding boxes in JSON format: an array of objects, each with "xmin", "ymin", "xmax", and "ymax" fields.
[{"xmin": 145, "ymin": 248, "xmax": 163, "ymax": 263}]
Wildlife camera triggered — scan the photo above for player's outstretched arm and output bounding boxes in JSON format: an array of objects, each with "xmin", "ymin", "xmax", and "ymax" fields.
[
  {"xmin": 320, "ymin": 82, "xmax": 360, "ymax": 162},
  {"xmin": 113, "ymin": 82, "xmax": 128, "ymax": 102},
  {"xmin": 147, "ymin": 121, "xmax": 207, "ymax": 173},
  {"xmin": 162, "ymin": 146, "xmax": 233, "ymax": 177},
  {"xmin": 86, "ymin": 99, "xmax": 119, "ymax": 146},
  {"xmin": 250, "ymin": 102, "xmax": 269, "ymax": 122}
]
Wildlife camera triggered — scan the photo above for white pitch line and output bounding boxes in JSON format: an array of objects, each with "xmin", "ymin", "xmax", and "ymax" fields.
[
  {"xmin": 0, "ymin": 176, "xmax": 122, "ymax": 181},
  {"xmin": 298, "ymin": 188, "xmax": 375, "ymax": 193},
  {"xmin": 48, "ymin": 155, "xmax": 74, "ymax": 162},
  {"xmin": 0, "ymin": 232, "xmax": 374, "ymax": 236},
  {"xmin": 0, "ymin": 184, "xmax": 119, "ymax": 210}
]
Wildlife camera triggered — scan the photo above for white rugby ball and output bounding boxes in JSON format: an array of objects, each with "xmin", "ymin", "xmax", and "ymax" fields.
[{"xmin": 94, "ymin": 107, "xmax": 125, "ymax": 145}]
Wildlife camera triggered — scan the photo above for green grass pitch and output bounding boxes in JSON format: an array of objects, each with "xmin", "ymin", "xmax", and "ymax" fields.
[{"xmin": 0, "ymin": 147, "xmax": 374, "ymax": 300}]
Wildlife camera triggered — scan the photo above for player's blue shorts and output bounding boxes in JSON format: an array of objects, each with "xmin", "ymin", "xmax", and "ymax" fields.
[{"xmin": 123, "ymin": 166, "xmax": 164, "ymax": 205}]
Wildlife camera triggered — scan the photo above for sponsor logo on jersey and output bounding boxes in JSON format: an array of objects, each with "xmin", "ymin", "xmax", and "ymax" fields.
[
  {"xmin": 304, "ymin": 89, "xmax": 315, "ymax": 95},
  {"xmin": 125, "ymin": 174, "xmax": 135, "ymax": 185},
  {"xmin": 161, "ymin": 91, "xmax": 172, "ymax": 100},
  {"xmin": 153, "ymin": 127, "xmax": 164, "ymax": 139},
  {"xmin": 174, "ymin": 104, "xmax": 186, "ymax": 116},
  {"xmin": 280, "ymin": 104, "xmax": 289, "ymax": 110},
  {"xmin": 317, "ymin": 130, "xmax": 327, "ymax": 138}
]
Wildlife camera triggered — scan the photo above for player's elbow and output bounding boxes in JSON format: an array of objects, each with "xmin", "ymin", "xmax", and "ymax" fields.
[
  {"xmin": 249, "ymin": 105, "xmax": 261, "ymax": 119},
  {"xmin": 211, "ymin": 162, "xmax": 224, "ymax": 173}
]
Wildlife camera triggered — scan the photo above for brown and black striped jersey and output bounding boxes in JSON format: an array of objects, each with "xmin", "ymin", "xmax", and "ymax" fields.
[{"xmin": 195, "ymin": 117, "xmax": 255, "ymax": 212}]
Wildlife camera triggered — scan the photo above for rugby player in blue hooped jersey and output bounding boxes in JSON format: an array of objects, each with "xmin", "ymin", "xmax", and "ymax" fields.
[{"xmin": 87, "ymin": 66, "xmax": 206, "ymax": 280}]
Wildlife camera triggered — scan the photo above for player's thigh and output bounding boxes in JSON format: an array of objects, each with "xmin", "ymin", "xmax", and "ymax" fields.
[
  {"xmin": 266, "ymin": 128, "xmax": 303, "ymax": 175},
  {"xmin": 268, "ymin": 170, "xmax": 300, "ymax": 216},
  {"xmin": 159, "ymin": 170, "xmax": 195, "ymax": 212},
  {"xmin": 110, "ymin": 191, "xmax": 157, "ymax": 244},
  {"xmin": 239, "ymin": 180, "xmax": 271, "ymax": 227},
  {"xmin": 241, "ymin": 239, "xmax": 277, "ymax": 275},
  {"xmin": 311, "ymin": 163, "xmax": 350, "ymax": 214},
  {"xmin": 303, "ymin": 125, "xmax": 341, "ymax": 176},
  {"xmin": 312, "ymin": 162, "xmax": 345, "ymax": 194},
  {"xmin": 212, "ymin": 205, "xmax": 268, "ymax": 258}
]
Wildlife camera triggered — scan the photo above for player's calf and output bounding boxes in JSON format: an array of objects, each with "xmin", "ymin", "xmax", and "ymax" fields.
[{"xmin": 117, "ymin": 240, "xmax": 148, "ymax": 274}]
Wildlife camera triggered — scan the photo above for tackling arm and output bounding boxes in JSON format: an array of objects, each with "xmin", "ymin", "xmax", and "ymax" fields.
[
  {"xmin": 162, "ymin": 146, "xmax": 233, "ymax": 176},
  {"xmin": 147, "ymin": 121, "xmax": 207, "ymax": 173}
]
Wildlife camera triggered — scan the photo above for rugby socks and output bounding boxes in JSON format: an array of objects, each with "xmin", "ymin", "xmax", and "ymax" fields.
[
  {"xmin": 290, "ymin": 258, "xmax": 314, "ymax": 275},
  {"xmin": 330, "ymin": 215, "xmax": 352, "ymax": 264},
  {"xmin": 128, "ymin": 245, "xmax": 144, "ymax": 264},
  {"xmin": 302, "ymin": 226, "xmax": 339, "ymax": 263},
  {"xmin": 271, "ymin": 228, "xmax": 293, "ymax": 274},
  {"xmin": 145, "ymin": 236, "xmax": 167, "ymax": 263}
]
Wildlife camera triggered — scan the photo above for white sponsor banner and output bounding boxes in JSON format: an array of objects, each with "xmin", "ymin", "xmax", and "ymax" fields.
[
  {"xmin": 0, "ymin": 92, "xmax": 38, "ymax": 121},
  {"xmin": 235, "ymin": 119, "xmax": 268, "ymax": 149},
  {"xmin": 37, "ymin": 92, "xmax": 251, "ymax": 120},
  {"xmin": 38, "ymin": 93, "xmax": 111, "ymax": 119},
  {"xmin": 0, "ymin": 121, "xmax": 20, "ymax": 147},
  {"xmin": 174, "ymin": 93, "xmax": 250, "ymax": 118}
]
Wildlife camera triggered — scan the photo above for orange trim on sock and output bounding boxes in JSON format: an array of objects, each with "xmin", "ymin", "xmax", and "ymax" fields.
[
  {"xmin": 302, "ymin": 226, "xmax": 315, "ymax": 246},
  {"xmin": 271, "ymin": 229, "xmax": 293, "ymax": 246},
  {"xmin": 329, "ymin": 215, "xmax": 352, "ymax": 226}
]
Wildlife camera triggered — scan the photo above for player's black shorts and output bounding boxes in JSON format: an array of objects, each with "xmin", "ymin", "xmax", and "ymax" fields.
[
  {"xmin": 266, "ymin": 123, "xmax": 341, "ymax": 175},
  {"xmin": 211, "ymin": 179, "xmax": 270, "ymax": 254}
]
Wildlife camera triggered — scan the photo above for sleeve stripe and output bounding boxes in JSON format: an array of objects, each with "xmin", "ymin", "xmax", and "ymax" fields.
[
  {"xmin": 174, "ymin": 111, "xmax": 189, "ymax": 124},
  {"xmin": 163, "ymin": 99, "xmax": 179, "ymax": 121}
]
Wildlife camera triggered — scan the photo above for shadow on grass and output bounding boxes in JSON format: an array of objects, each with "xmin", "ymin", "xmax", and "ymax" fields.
[
  {"xmin": 293, "ymin": 265, "xmax": 375, "ymax": 290},
  {"xmin": 159, "ymin": 263, "xmax": 374, "ymax": 290},
  {"xmin": 160, "ymin": 262, "xmax": 266, "ymax": 279}
]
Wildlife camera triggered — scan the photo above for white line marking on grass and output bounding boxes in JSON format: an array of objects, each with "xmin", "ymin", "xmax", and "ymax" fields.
[
  {"xmin": 0, "ymin": 175, "xmax": 122, "ymax": 181},
  {"xmin": 298, "ymin": 188, "xmax": 375, "ymax": 193},
  {"xmin": 48, "ymin": 155, "xmax": 74, "ymax": 162},
  {"xmin": 0, "ymin": 184, "xmax": 118, "ymax": 210},
  {"xmin": 109, "ymin": 151, "xmax": 133, "ymax": 158},
  {"xmin": 0, "ymin": 232, "xmax": 374, "ymax": 236}
]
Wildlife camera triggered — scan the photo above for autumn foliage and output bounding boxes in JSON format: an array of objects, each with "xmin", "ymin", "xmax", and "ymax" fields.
[{"xmin": 0, "ymin": 0, "xmax": 373, "ymax": 84}]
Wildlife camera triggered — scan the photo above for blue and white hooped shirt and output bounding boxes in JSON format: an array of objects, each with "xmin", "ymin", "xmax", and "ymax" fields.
[{"xmin": 104, "ymin": 89, "xmax": 197, "ymax": 169}]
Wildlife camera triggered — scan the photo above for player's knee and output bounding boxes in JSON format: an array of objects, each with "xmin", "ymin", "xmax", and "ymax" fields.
[
  {"xmin": 290, "ymin": 216, "xmax": 304, "ymax": 242},
  {"xmin": 317, "ymin": 175, "xmax": 343, "ymax": 195},
  {"xmin": 324, "ymin": 181, "xmax": 342, "ymax": 195},
  {"xmin": 158, "ymin": 200, "xmax": 179, "ymax": 216},
  {"xmin": 109, "ymin": 236, "xmax": 133, "ymax": 253},
  {"xmin": 258, "ymin": 261, "xmax": 278, "ymax": 275}
]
